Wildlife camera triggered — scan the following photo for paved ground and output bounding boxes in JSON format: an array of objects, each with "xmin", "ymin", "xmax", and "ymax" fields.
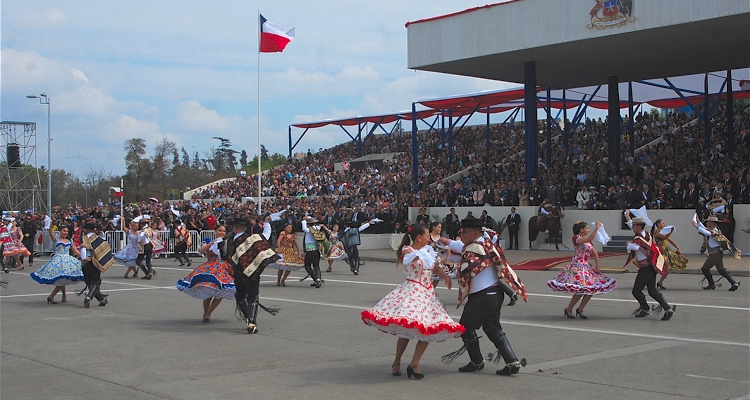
[{"xmin": 1, "ymin": 253, "xmax": 748, "ymax": 400}]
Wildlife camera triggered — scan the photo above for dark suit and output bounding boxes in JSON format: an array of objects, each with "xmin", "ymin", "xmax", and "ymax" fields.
[
  {"xmin": 684, "ymin": 188, "xmax": 698, "ymax": 209},
  {"xmin": 506, "ymin": 213, "xmax": 521, "ymax": 250},
  {"xmin": 670, "ymin": 187, "xmax": 685, "ymax": 209}
]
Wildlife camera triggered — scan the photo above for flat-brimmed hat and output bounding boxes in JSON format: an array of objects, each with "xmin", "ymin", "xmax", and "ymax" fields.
[
  {"xmin": 705, "ymin": 215, "xmax": 720, "ymax": 222},
  {"xmin": 460, "ymin": 218, "xmax": 483, "ymax": 230},
  {"xmin": 231, "ymin": 218, "xmax": 248, "ymax": 227},
  {"xmin": 631, "ymin": 217, "xmax": 647, "ymax": 225},
  {"xmin": 83, "ymin": 222, "xmax": 98, "ymax": 230},
  {"xmin": 304, "ymin": 216, "xmax": 319, "ymax": 224}
]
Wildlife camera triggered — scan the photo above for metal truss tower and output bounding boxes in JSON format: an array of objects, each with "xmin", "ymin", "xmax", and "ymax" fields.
[{"xmin": 0, "ymin": 121, "xmax": 45, "ymax": 213}]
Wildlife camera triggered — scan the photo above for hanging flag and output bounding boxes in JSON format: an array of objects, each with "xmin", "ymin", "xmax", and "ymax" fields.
[
  {"xmin": 110, "ymin": 187, "xmax": 124, "ymax": 197},
  {"xmin": 260, "ymin": 14, "xmax": 295, "ymax": 53}
]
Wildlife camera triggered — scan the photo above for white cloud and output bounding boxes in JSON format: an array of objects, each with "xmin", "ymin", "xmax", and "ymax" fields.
[
  {"xmin": 43, "ymin": 9, "xmax": 69, "ymax": 25},
  {"xmin": 177, "ymin": 101, "xmax": 234, "ymax": 133}
]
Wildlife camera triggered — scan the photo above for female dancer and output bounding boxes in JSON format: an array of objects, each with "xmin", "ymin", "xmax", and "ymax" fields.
[
  {"xmin": 273, "ymin": 223, "xmax": 305, "ymax": 286},
  {"xmin": 324, "ymin": 224, "xmax": 347, "ymax": 272},
  {"xmin": 547, "ymin": 221, "xmax": 616, "ymax": 319},
  {"xmin": 148, "ymin": 220, "xmax": 166, "ymax": 258},
  {"xmin": 428, "ymin": 222, "xmax": 453, "ymax": 288},
  {"xmin": 3, "ymin": 218, "xmax": 30, "ymax": 270},
  {"xmin": 176, "ymin": 225, "xmax": 235, "ymax": 322},
  {"xmin": 651, "ymin": 219, "xmax": 688, "ymax": 289},
  {"xmin": 30, "ymin": 225, "xmax": 84, "ymax": 303},
  {"xmin": 361, "ymin": 224, "xmax": 465, "ymax": 379},
  {"xmin": 136, "ymin": 219, "xmax": 155, "ymax": 279},
  {"xmin": 114, "ymin": 220, "xmax": 140, "ymax": 278}
]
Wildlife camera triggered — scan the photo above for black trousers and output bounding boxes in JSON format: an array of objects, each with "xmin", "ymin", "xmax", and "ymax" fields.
[
  {"xmin": 346, "ymin": 245, "xmax": 360, "ymax": 272},
  {"xmin": 136, "ymin": 243, "xmax": 154, "ymax": 274},
  {"xmin": 304, "ymin": 250, "xmax": 321, "ymax": 281},
  {"xmin": 174, "ymin": 242, "xmax": 189, "ymax": 264},
  {"xmin": 701, "ymin": 252, "xmax": 736, "ymax": 285},
  {"xmin": 82, "ymin": 262, "xmax": 104, "ymax": 301},
  {"xmin": 233, "ymin": 270, "xmax": 260, "ymax": 322},
  {"xmin": 22, "ymin": 240, "xmax": 35, "ymax": 264},
  {"xmin": 459, "ymin": 285, "xmax": 518, "ymax": 364},
  {"xmin": 632, "ymin": 265, "xmax": 669, "ymax": 311},
  {"xmin": 508, "ymin": 229, "xmax": 519, "ymax": 250}
]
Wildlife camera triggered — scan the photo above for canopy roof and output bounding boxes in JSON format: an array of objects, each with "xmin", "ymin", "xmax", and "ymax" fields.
[{"xmin": 291, "ymin": 69, "xmax": 750, "ymax": 129}]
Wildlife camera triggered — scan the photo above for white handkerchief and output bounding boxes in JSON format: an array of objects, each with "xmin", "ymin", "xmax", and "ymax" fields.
[
  {"xmin": 371, "ymin": 218, "xmax": 383, "ymax": 223},
  {"xmin": 626, "ymin": 206, "xmax": 653, "ymax": 226},
  {"xmin": 592, "ymin": 222, "xmax": 610, "ymax": 245},
  {"xmin": 660, "ymin": 226, "xmax": 675, "ymax": 235}
]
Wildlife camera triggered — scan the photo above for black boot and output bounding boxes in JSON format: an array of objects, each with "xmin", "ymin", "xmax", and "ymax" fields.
[
  {"xmin": 85, "ymin": 283, "xmax": 99, "ymax": 308},
  {"xmin": 247, "ymin": 297, "xmax": 260, "ymax": 334},
  {"xmin": 489, "ymin": 331, "xmax": 524, "ymax": 375},
  {"xmin": 352, "ymin": 258, "xmax": 360, "ymax": 275},
  {"xmin": 458, "ymin": 331, "xmax": 484, "ymax": 372},
  {"xmin": 720, "ymin": 270, "xmax": 740, "ymax": 291},
  {"xmin": 702, "ymin": 270, "xmax": 716, "ymax": 290}
]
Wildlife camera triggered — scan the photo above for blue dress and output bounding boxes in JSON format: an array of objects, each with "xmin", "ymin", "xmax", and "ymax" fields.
[
  {"xmin": 30, "ymin": 241, "xmax": 84, "ymax": 286},
  {"xmin": 114, "ymin": 232, "xmax": 139, "ymax": 267}
]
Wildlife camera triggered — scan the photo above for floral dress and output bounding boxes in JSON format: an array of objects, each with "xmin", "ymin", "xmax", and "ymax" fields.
[
  {"xmin": 30, "ymin": 241, "xmax": 84, "ymax": 286},
  {"xmin": 272, "ymin": 233, "xmax": 305, "ymax": 271},
  {"xmin": 325, "ymin": 232, "xmax": 348, "ymax": 260},
  {"xmin": 547, "ymin": 235, "xmax": 617, "ymax": 295},
  {"xmin": 114, "ymin": 232, "xmax": 139, "ymax": 267},
  {"xmin": 361, "ymin": 246, "xmax": 465, "ymax": 342},
  {"xmin": 656, "ymin": 237, "xmax": 688, "ymax": 272},
  {"xmin": 176, "ymin": 241, "xmax": 235, "ymax": 300},
  {"xmin": 3, "ymin": 228, "xmax": 30, "ymax": 257}
]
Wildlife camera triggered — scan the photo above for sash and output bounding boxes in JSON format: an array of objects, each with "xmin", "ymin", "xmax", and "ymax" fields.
[
  {"xmin": 81, "ymin": 233, "xmax": 114, "ymax": 273},
  {"xmin": 176, "ymin": 225, "xmax": 192, "ymax": 247},
  {"xmin": 456, "ymin": 239, "xmax": 528, "ymax": 308},
  {"xmin": 232, "ymin": 234, "xmax": 280, "ymax": 278}
]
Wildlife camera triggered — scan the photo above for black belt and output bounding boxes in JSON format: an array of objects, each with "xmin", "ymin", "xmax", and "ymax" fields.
[{"xmin": 708, "ymin": 247, "xmax": 723, "ymax": 255}]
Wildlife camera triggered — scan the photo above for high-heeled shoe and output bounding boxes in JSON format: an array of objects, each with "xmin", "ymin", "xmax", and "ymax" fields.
[
  {"xmin": 657, "ymin": 283, "xmax": 666, "ymax": 290},
  {"xmin": 575, "ymin": 308, "xmax": 588, "ymax": 319},
  {"xmin": 47, "ymin": 296, "xmax": 57, "ymax": 304},
  {"xmin": 564, "ymin": 308, "xmax": 575, "ymax": 319},
  {"xmin": 203, "ymin": 314, "xmax": 211, "ymax": 323},
  {"xmin": 406, "ymin": 365, "xmax": 424, "ymax": 379},
  {"xmin": 391, "ymin": 363, "xmax": 401, "ymax": 376}
]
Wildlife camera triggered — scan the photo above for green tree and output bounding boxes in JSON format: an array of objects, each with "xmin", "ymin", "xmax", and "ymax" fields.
[
  {"xmin": 240, "ymin": 149, "xmax": 248, "ymax": 168},
  {"xmin": 123, "ymin": 138, "xmax": 148, "ymax": 201}
]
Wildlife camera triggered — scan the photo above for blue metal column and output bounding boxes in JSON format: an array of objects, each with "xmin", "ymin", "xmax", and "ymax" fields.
[
  {"xmin": 411, "ymin": 103, "xmax": 419, "ymax": 189},
  {"xmin": 486, "ymin": 107, "xmax": 491, "ymax": 160},
  {"xmin": 704, "ymin": 74, "xmax": 710, "ymax": 148},
  {"xmin": 607, "ymin": 75, "xmax": 621, "ymax": 173},
  {"xmin": 546, "ymin": 87, "xmax": 552, "ymax": 167},
  {"xmin": 524, "ymin": 61, "xmax": 538, "ymax": 182},
  {"xmin": 563, "ymin": 90, "xmax": 569, "ymax": 161},
  {"xmin": 288, "ymin": 126, "xmax": 292, "ymax": 159},
  {"xmin": 727, "ymin": 70, "xmax": 734, "ymax": 157},
  {"xmin": 628, "ymin": 82, "xmax": 635, "ymax": 157},
  {"xmin": 448, "ymin": 110, "xmax": 454, "ymax": 165}
]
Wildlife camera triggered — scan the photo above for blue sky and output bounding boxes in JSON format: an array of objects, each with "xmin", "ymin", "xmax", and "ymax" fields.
[{"xmin": 1, "ymin": 0, "xmax": 519, "ymax": 176}]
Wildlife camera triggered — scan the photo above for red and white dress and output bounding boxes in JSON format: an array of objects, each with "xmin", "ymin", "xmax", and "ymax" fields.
[{"xmin": 361, "ymin": 246, "xmax": 465, "ymax": 342}]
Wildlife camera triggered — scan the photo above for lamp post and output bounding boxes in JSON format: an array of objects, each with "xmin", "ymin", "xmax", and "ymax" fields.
[{"xmin": 26, "ymin": 94, "xmax": 52, "ymax": 219}]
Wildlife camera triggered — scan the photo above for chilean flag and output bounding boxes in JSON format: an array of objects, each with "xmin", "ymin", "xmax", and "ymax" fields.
[
  {"xmin": 260, "ymin": 14, "xmax": 295, "ymax": 53},
  {"xmin": 110, "ymin": 187, "xmax": 124, "ymax": 197}
]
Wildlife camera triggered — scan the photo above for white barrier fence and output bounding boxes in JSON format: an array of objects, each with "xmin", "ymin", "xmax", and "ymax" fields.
[{"xmin": 33, "ymin": 230, "xmax": 217, "ymax": 257}]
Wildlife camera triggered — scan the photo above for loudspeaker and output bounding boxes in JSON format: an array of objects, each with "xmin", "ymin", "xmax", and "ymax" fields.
[{"xmin": 7, "ymin": 144, "xmax": 20, "ymax": 168}]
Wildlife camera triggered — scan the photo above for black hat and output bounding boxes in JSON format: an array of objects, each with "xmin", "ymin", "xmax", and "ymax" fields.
[
  {"xmin": 231, "ymin": 217, "xmax": 248, "ymax": 227},
  {"xmin": 460, "ymin": 218, "xmax": 483, "ymax": 230},
  {"xmin": 83, "ymin": 222, "xmax": 97, "ymax": 230}
]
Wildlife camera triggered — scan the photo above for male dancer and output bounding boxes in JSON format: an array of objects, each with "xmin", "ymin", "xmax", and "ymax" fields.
[
  {"xmin": 173, "ymin": 219, "xmax": 191, "ymax": 266},
  {"xmin": 79, "ymin": 223, "xmax": 107, "ymax": 308},
  {"xmin": 226, "ymin": 217, "xmax": 279, "ymax": 333},
  {"xmin": 624, "ymin": 211, "xmax": 675, "ymax": 320},
  {"xmin": 440, "ymin": 219, "xmax": 527, "ymax": 376},
  {"xmin": 301, "ymin": 216, "xmax": 324, "ymax": 287},
  {"xmin": 692, "ymin": 215, "xmax": 741, "ymax": 291},
  {"xmin": 342, "ymin": 219, "xmax": 378, "ymax": 275}
]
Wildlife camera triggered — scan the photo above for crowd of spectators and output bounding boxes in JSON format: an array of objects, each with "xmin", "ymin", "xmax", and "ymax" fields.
[{"xmin": 8, "ymin": 104, "xmax": 748, "ymax": 241}]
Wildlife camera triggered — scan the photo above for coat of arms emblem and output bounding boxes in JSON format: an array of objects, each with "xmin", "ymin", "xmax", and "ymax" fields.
[{"xmin": 587, "ymin": 0, "xmax": 635, "ymax": 29}]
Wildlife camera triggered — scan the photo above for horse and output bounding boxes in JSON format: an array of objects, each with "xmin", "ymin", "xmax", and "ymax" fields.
[
  {"xmin": 545, "ymin": 205, "xmax": 565, "ymax": 250},
  {"xmin": 528, "ymin": 215, "xmax": 548, "ymax": 250}
]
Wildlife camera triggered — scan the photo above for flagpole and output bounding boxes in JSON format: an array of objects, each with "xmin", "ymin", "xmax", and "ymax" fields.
[
  {"xmin": 120, "ymin": 177, "xmax": 124, "ymax": 249},
  {"xmin": 257, "ymin": 11, "xmax": 262, "ymax": 216}
]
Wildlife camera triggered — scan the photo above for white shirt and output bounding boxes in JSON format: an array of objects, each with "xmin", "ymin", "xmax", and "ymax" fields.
[
  {"xmin": 447, "ymin": 237, "xmax": 499, "ymax": 294},
  {"xmin": 696, "ymin": 224, "xmax": 721, "ymax": 248},
  {"xmin": 625, "ymin": 221, "xmax": 649, "ymax": 261}
]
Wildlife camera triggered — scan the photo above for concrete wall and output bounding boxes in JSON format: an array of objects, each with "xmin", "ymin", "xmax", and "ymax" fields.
[{"xmin": 408, "ymin": 205, "xmax": 750, "ymax": 255}]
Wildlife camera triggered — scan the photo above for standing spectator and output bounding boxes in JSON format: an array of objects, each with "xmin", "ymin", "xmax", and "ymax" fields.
[
  {"xmin": 506, "ymin": 207, "xmax": 521, "ymax": 250},
  {"xmin": 444, "ymin": 208, "xmax": 460, "ymax": 240}
]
